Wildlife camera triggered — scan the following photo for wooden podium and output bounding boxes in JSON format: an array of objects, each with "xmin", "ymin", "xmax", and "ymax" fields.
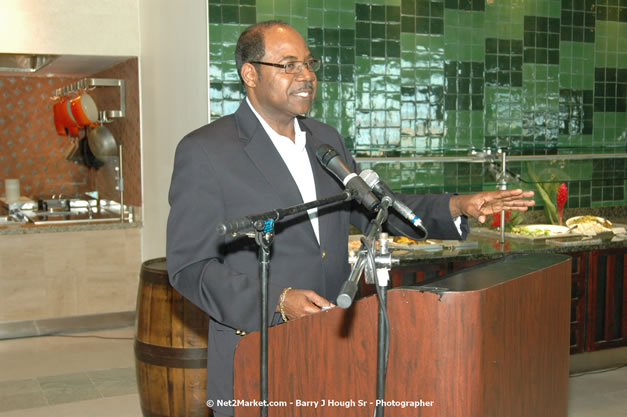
[{"xmin": 233, "ymin": 253, "xmax": 572, "ymax": 417}]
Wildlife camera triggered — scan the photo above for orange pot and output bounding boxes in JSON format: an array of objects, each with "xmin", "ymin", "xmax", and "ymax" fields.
[
  {"xmin": 53, "ymin": 101, "xmax": 67, "ymax": 136},
  {"xmin": 70, "ymin": 92, "xmax": 99, "ymax": 127},
  {"xmin": 55, "ymin": 97, "xmax": 80, "ymax": 136}
]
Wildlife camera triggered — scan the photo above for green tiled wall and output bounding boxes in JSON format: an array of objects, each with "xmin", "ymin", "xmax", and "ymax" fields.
[{"xmin": 208, "ymin": 0, "xmax": 627, "ymax": 210}]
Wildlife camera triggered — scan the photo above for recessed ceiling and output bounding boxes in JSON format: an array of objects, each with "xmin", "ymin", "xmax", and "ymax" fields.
[
  {"xmin": 0, "ymin": 54, "xmax": 133, "ymax": 78},
  {"xmin": 0, "ymin": 54, "xmax": 57, "ymax": 73}
]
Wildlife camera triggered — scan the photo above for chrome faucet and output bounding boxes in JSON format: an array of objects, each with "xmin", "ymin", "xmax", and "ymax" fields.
[{"xmin": 52, "ymin": 193, "xmax": 72, "ymax": 200}]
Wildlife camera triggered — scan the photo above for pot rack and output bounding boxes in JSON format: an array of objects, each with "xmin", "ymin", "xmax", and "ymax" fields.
[
  {"xmin": 54, "ymin": 78, "xmax": 127, "ymax": 221},
  {"xmin": 52, "ymin": 78, "xmax": 126, "ymax": 122}
]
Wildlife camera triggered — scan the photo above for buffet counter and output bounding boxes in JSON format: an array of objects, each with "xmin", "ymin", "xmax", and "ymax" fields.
[{"xmin": 370, "ymin": 224, "xmax": 627, "ymax": 358}]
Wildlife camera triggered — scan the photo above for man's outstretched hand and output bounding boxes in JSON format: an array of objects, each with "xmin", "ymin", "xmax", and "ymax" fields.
[{"xmin": 449, "ymin": 189, "xmax": 535, "ymax": 223}]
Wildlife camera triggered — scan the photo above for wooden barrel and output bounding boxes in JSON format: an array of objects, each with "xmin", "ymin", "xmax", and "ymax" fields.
[{"xmin": 135, "ymin": 258, "xmax": 211, "ymax": 417}]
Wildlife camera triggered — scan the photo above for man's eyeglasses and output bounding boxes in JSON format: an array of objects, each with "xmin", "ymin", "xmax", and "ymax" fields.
[{"xmin": 249, "ymin": 59, "xmax": 321, "ymax": 74}]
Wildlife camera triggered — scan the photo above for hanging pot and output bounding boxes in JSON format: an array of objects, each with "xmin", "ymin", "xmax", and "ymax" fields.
[
  {"xmin": 53, "ymin": 101, "xmax": 67, "ymax": 136},
  {"xmin": 54, "ymin": 97, "xmax": 80, "ymax": 137},
  {"xmin": 87, "ymin": 125, "xmax": 118, "ymax": 160},
  {"xmin": 70, "ymin": 91, "xmax": 99, "ymax": 127},
  {"xmin": 80, "ymin": 136, "xmax": 104, "ymax": 169}
]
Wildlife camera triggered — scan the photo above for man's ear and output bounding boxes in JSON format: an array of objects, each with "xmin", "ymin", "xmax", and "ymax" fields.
[{"xmin": 241, "ymin": 63, "xmax": 258, "ymax": 88}]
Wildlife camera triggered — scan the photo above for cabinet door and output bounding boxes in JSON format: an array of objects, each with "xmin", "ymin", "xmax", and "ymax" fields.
[
  {"xmin": 586, "ymin": 248, "xmax": 627, "ymax": 351},
  {"xmin": 568, "ymin": 252, "xmax": 588, "ymax": 354}
]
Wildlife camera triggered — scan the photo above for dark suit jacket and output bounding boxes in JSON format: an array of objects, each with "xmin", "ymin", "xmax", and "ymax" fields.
[{"xmin": 166, "ymin": 100, "xmax": 468, "ymax": 415}]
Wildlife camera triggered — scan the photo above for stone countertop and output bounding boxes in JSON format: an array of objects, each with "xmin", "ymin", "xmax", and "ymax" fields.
[
  {"xmin": 0, "ymin": 220, "xmax": 142, "ymax": 235},
  {"xmin": 392, "ymin": 229, "xmax": 627, "ymax": 266}
]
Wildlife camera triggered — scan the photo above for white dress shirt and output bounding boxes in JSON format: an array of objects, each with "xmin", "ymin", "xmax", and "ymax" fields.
[{"xmin": 246, "ymin": 98, "xmax": 320, "ymax": 244}]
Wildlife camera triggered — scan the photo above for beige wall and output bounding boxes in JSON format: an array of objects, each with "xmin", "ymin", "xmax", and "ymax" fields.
[
  {"xmin": 138, "ymin": 0, "xmax": 209, "ymax": 260},
  {"xmin": 0, "ymin": 0, "xmax": 140, "ymax": 55},
  {"xmin": 0, "ymin": 228, "xmax": 141, "ymax": 321}
]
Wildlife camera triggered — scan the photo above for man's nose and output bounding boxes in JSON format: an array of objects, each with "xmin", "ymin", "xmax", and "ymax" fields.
[{"xmin": 296, "ymin": 64, "xmax": 316, "ymax": 80}]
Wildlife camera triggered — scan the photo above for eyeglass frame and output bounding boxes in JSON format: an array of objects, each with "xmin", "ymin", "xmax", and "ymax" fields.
[{"xmin": 248, "ymin": 58, "xmax": 321, "ymax": 74}]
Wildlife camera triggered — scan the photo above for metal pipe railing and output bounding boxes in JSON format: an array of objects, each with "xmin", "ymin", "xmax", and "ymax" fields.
[{"xmin": 355, "ymin": 153, "xmax": 627, "ymax": 164}]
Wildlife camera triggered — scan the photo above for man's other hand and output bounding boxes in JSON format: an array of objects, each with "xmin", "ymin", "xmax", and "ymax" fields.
[{"xmin": 449, "ymin": 189, "xmax": 536, "ymax": 223}]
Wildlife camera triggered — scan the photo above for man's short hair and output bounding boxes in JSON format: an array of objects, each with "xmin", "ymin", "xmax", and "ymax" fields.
[{"xmin": 235, "ymin": 20, "xmax": 290, "ymax": 84}]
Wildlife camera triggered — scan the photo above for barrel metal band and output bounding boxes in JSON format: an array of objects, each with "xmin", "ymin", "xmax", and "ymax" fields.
[
  {"xmin": 140, "ymin": 270, "xmax": 170, "ymax": 285},
  {"xmin": 134, "ymin": 339, "xmax": 207, "ymax": 368}
]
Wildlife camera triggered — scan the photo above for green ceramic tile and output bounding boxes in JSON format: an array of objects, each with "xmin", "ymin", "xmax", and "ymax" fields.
[
  {"xmin": 339, "ymin": 0, "xmax": 354, "ymax": 10},
  {"xmin": 324, "ymin": 10, "xmax": 340, "ymax": 26},
  {"xmin": 240, "ymin": 6, "xmax": 256, "ymax": 24},
  {"xmin": 430, "ymin": 35, "xmax": 445, "ymax": 52},
  {"xmin": 204, "ymin": 1, "xmax": 627, "ymax": 206},
  {"xmin": 221, "ymin": 25, "xmax": 242, "ymax": 43},
  {"xmin": 308, "ymin": 9, "xmax": 323, "ymax": 26},
  {"xmin": 340, "ymin": 11, "xmax": 355, "ymax": 27},
  {"xmin": 221, "ymin": 5, "xmax": 239, "ymax": 23},
  {"xmin": 209, "ymin": 5, "xmax": 221, "ymax": 23}
]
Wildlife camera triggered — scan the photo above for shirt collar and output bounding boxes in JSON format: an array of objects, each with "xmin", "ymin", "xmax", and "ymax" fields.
[{"xmin": 246, "ymin": 97, "xmax": 307, "ymax": 152}]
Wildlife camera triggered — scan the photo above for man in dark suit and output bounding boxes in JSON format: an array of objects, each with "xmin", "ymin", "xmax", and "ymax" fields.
[{"xmin": 166, "ymin": 21, "xmax": 534, "ymax": 417}]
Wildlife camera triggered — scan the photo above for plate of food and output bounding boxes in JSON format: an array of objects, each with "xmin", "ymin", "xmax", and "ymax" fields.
[
  {"xmin": 565, "ymin": 216, "xmax": 613, "ymax": 236},
  {"xmin": 388, "ymin": 235, "xmax": 443, "ymax": 251},
  {"xmin": 347, "ymin": 234, "xmax": 443, "ymax": 254}
]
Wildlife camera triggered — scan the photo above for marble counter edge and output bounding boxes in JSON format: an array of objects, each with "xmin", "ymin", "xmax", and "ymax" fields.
[
  {"xmin": 0, "ymin": 221, "xmax": 142, "ymax": 235},
  {"xmin": 395, "ymin": 233, "xmax": 627, "ymax": 266}
]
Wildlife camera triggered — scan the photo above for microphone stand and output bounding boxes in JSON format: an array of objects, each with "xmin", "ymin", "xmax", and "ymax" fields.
[
  {"xmin": 218, "ymin": 190, "xmax": 353, "ymax": 417},
  {"xmin": 337, "ymin": 197, "xmax": 397, "ymax": 417}
]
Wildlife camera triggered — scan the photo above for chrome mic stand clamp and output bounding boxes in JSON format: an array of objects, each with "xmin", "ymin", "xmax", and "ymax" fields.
[{"xmin": 362, "ymin": 232, "xmax": 399, "ymax": 287}]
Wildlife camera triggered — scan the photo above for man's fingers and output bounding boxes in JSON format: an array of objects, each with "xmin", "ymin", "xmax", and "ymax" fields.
[
  {"xmin": 304, "ymin": 291, "xmax": 334, "ymax": 309},
  {"xmin": 282, "ymin": 289, "xmax": 333, "ymax": 320}
]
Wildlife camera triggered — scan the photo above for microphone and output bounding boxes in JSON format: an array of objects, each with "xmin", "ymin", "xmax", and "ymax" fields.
[
  {"xmin": 316, "ymin": 144, "xmax": 380, "ymax": 212},
  {"xmin": 359, "ymin": 169, "xmax": 428, "ymax": 237}
]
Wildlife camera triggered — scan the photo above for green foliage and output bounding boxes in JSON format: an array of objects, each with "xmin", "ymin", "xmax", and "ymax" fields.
[{"xmin": 526, "ymin": 162, "xmax": 570, "ymax": 225}]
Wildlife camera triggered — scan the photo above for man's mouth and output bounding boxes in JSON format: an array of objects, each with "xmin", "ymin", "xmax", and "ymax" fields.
[{"xmin": 293, "ymin": 90, "xmax": 312, "ymax": 98}]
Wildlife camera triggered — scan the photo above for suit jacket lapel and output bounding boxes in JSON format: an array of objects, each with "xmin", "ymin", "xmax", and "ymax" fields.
[{"xmin": 235, "ymin": 101, "xmax": 304, "ymax": 209}]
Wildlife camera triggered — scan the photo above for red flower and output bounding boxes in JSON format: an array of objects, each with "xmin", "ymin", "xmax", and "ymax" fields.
[
  {"xmin": 490, "ymin": 210, "xmax": 511, "ymax": 228},
  {"xmin": 556, "ymin": 183, "xmax": 568, "ymax": 225}
]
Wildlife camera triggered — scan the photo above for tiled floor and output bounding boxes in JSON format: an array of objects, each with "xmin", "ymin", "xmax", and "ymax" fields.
[{"xmin": 0, "ymin": 326, "xmax": 625, "ymax": 417}]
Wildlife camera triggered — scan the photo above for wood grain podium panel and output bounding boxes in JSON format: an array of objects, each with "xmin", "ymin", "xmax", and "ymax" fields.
[{"xmin": 233, "ymin": 254, "xmax": 571, "ymax": 417}]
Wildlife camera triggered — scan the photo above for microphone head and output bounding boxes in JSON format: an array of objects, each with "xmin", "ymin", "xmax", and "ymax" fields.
[
  {"xmin": 315, "ymin": 144, "xmax": 337, "ymax": 167},
  {"xmin": 359, "ymin": 169, "xmax": 380, "ymax": 189}
]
